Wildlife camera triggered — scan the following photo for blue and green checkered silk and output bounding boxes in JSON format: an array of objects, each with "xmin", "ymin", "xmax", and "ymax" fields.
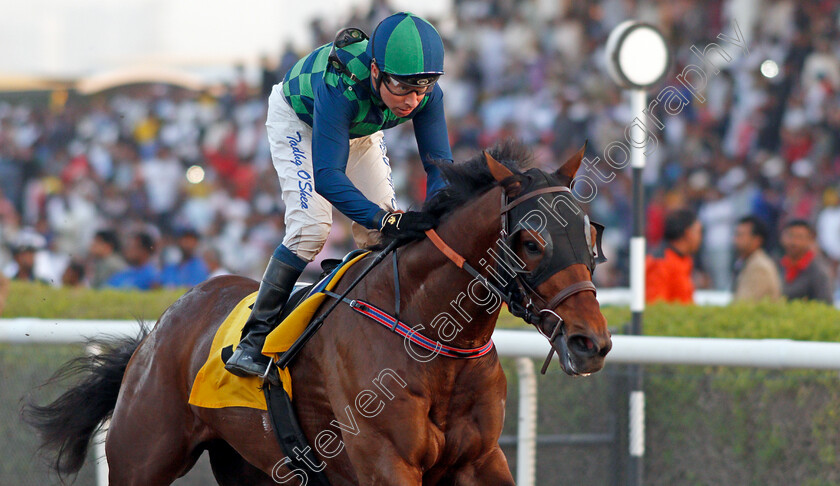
[{"xmin": 282, "ymin": 40, "xmax": 429, "ymax": 138}]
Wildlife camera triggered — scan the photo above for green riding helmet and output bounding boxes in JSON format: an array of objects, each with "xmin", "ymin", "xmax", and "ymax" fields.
[{"xmin": 367, "ymin": 12, "xmax": 445, "ymax": 88}]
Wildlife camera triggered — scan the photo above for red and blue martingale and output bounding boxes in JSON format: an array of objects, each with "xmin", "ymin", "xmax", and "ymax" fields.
[{"xmin": 349, "ymin": 299, "xmax": 494, "ymax": 359}]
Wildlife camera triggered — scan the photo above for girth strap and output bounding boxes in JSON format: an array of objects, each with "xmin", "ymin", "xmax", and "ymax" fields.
[{"xmin": 263, "ymin": 384, "xmax": 332, "ymax": 486}]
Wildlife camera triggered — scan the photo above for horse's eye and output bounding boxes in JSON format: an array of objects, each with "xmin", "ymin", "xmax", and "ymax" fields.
[{"xmin": 523, "ymin": 240, "xmax": 541, "ymax": 255}]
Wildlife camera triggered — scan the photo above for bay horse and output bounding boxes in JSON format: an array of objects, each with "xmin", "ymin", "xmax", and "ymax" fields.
[{"xmin": 24, "ymin": 141, "xmax": 612, "ymax": 485}]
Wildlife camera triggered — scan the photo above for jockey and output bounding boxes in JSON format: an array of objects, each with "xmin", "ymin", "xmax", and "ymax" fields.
[{"xmin": 226, "ymin": 12, "xmax": 452, "ymax": 378}]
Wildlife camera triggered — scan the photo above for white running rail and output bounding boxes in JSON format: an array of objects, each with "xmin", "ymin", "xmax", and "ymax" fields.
[{"xmin": 5, "ymin": 319, "xmax": 840, "ymax": 486}]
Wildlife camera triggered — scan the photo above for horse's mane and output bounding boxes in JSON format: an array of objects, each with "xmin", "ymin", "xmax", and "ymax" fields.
[
  {"xmin": 422, "ymin": 139, "xmax": 536, "ymax": 219},
  {"xmin": 373, "ymin": 140, "xmax": 536, "ymax": 249}
]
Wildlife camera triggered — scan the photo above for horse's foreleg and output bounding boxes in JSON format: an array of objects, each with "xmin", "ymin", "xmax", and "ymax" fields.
[
  {"xmin": 451, "ymin": 446, "xmax": 515, "ymax": 486},
  {"xmin": 344, "ymin": 449, "xmax": 423, "ymax": 485},
  {"xmin": 207, "ymin": 440, "xmax": 276, "ymax": 486}
]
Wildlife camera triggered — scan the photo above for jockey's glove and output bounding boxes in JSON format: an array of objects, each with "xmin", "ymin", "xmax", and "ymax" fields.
[{"xmin": 377, "ymin": 210, "xmax": 437, "ymax": 240}]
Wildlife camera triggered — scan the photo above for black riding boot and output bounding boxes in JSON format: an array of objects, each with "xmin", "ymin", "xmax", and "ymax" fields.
[{"xmin": 225, "ymin": 257, "xmax": 302, "ymax": 379}]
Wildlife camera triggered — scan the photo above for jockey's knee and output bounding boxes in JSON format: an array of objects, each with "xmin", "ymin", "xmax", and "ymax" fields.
[
  {"xmin": 283, "ymin": 222, "xmax": 331, "ymax": 262},
  {"xmin": 351, "ymin": 222, "xmax": 382, "ymax": 249}
]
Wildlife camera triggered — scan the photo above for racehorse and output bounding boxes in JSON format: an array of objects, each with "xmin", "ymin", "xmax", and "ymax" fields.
[{"xmin": 24, "ymin": 141, "xmax": 612, "ymax": 485}]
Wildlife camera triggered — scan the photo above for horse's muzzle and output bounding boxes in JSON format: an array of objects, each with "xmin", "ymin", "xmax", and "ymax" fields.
[
  {"xmin": 541, "ymin": 318, "xmax": 611, "ymax": 376},
  {"xmin": 565, "ymin": 331, "xmax": 612, "ymax": 375}
]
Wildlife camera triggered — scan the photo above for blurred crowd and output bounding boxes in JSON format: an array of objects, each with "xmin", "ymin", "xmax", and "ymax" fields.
[{"xmin": 1, "ymin": 0, "xmax": 840, "ymax": 301}]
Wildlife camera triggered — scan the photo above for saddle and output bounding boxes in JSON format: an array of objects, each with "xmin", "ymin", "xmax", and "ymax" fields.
[
  {"xmin": 278, "ymin": 251, "xmax": 366, "ymax": 327},
  {"xmin": 191, "ymin": 250, "xmax": 367, "ymax": 486},
  {"xmin": 260, "ymin": 249, "xmax": 369, "ymax": 359},
  {"xmin": 258, "ymin": 250, "xmax": 369, "ymax": 486},
  {"xmin": 250, "ymin": 255, "xmax": 356, "ymax": 334}
]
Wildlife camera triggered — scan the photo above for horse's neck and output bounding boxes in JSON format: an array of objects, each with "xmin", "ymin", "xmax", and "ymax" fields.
[{"xmin": 399, "ymin": 187, "xmax": 505, "ymax": 349}]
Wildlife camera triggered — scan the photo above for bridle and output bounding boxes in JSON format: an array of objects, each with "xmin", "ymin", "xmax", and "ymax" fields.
[
  {"xmin": 275, "ymin": 153, "xmax": 606, "ymax": 375},
  {"xmin": 424, "ymin": 165, "xmax": 606, "ymax": 374}
]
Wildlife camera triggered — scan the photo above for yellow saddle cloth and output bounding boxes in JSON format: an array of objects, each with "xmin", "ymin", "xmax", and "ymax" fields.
[{"xmin": 188, "ymin": 251, "xmax": 370, "ymax": 410}]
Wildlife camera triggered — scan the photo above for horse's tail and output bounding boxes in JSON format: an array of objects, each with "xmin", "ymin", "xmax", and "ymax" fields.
[{"xmin": 21, "ymin": 323, "xmax": 149, "ymax": 479}]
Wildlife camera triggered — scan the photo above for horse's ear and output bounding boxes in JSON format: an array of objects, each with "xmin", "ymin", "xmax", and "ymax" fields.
[
  {"xmin": 485, "ymin": 151, "xmax": 513, "ymax": 181},
  {"xmin": 555, "ymin": 141, "xmax": 587, "ymax": 182},
  {"xmin": 484, "ymin": 151, "xmax": 522, "ymax": 196}
]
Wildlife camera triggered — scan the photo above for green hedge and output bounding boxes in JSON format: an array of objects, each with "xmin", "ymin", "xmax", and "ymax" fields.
[
  {"xmin": 599, "ymin": 300, "xmax": 840, "ymax": 341},
  {"xmin": 4, "ymin": 282, "xmax": 840, "ymax": 485},
  {"xmin": 3, "ymin": 281, "xmax": 187, "ymax": 319},
  {"xmin": 7, "ymin": 281, "xmax": 840, "ymax": 341},
  {"xmin": 501, "ymin": 299, "xmax": 840, "ymax": 342}
]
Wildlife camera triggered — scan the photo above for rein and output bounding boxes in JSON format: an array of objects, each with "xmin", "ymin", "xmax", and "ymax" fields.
[
  {"xmin": 424, "ymin": 183, "xmax": 597, "ymax": 318},
  {"xmin": 275, "ymin": 184, "xmax": 597, "ymax": 374},
  {"xmin": 275, "ymin": 237, "xmax": 495, "ymax": 370}
]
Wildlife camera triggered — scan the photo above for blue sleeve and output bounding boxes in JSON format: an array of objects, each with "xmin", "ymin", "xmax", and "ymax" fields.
[
  {"xmin": 412, "ymin": 84, "xmax": 453, "ymax": 199},
  {"xmin": 311, "ymin": 83, "xmax": 384, "ymax": 229}
]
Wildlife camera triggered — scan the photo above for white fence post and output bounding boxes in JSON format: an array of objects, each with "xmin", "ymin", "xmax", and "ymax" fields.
[
  {"xmin": 94, "ymin": 421, "xmax": 109, "ymax": 486},
  {"xmin": 515, "ymin": 357, "xmax": 537, "ymax": 486},
  {"xmin": 86, "ymin": 343, "xmax": 109, "ymax": 486}
]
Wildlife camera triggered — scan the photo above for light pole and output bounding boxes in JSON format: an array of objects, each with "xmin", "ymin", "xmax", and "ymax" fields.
[{"xmin": 605, "ymin": 20, "xmax": 671, "ymax": 486}]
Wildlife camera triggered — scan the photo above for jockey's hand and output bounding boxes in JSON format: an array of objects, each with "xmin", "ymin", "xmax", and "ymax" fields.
[{"xmin": 378, "ymin": 210, "xmax": 437, "ymax": 240}]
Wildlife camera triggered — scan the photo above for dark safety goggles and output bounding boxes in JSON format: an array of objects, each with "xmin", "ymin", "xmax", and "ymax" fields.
[{"xmin": 380, "ymin": 73, "xmax": 438, "ymax": 97}]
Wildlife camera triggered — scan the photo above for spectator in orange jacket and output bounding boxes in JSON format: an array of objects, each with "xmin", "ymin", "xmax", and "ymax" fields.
[{"xmin": 646, "ymin": 209, "xmax": 703, "ymax": 304}]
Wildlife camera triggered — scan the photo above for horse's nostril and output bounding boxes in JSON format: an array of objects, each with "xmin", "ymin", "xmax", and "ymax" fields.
[{"xmin": 569, "ymin": 335, "xmax": 599, "ymax": 357}]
